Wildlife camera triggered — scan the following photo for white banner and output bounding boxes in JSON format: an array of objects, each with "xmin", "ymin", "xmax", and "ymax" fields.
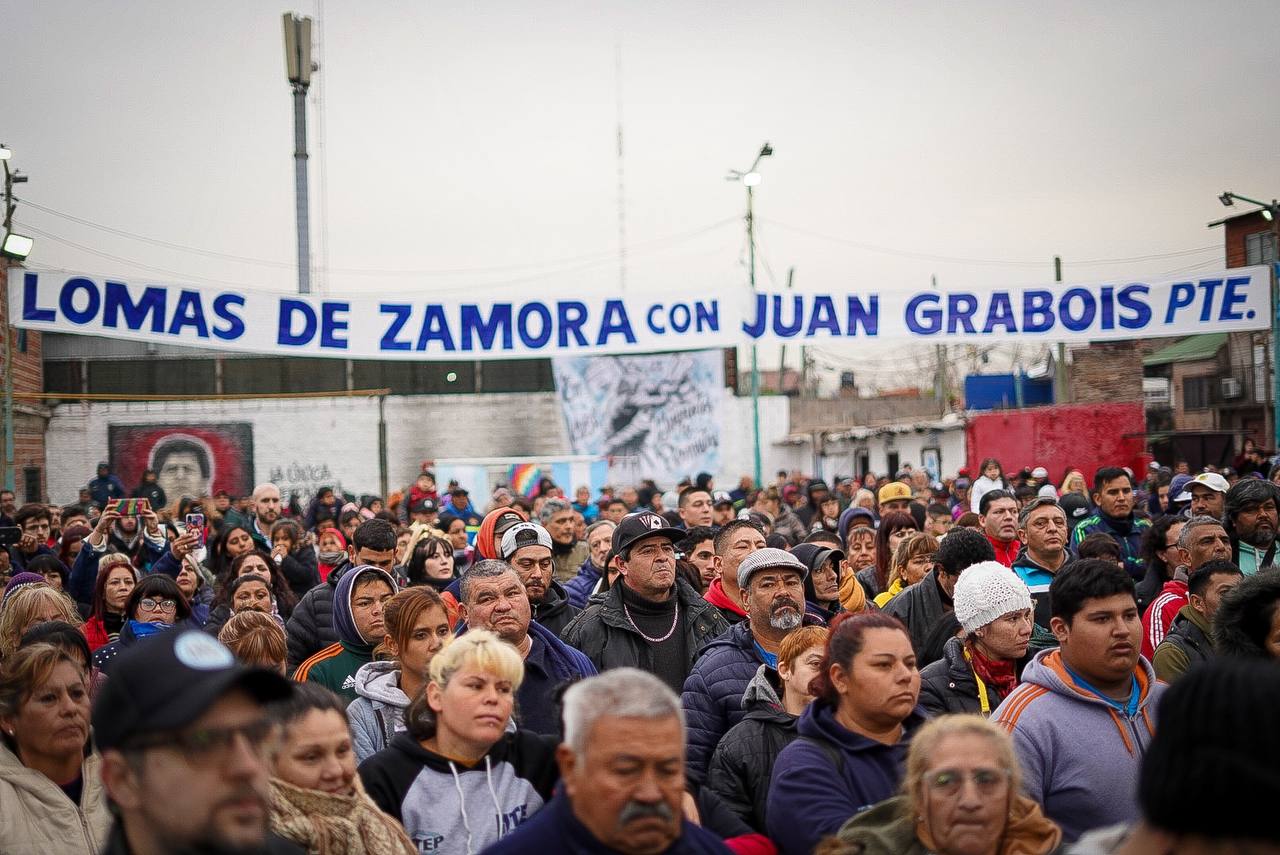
[
  {"xmin": 8, "ymin": 266, "xmax": 1272, "ymax": 358},
  {"xmin": 552, "ymin": 350, "xmax": 723, "ymax": 486}
]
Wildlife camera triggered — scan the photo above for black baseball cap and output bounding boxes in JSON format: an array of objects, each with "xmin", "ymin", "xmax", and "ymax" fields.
[
  {"xmin": 92, "ymin": 630, "xmax": 293, "ymax": 751},
  {"xmin": 411, "ymin": 497, "xmax": 438, "ymax": 513},
  {"xmin": 612, "ymin": 511, "xmax": 685, "ymax": 555}
]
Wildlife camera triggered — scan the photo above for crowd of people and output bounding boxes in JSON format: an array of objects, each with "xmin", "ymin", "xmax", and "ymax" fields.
[{"xmin": 1, "ymin": 450, "xmax": 1279, "ymax": 855}]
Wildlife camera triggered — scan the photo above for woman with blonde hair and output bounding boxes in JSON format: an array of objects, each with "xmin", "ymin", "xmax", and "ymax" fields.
[
  {"xmin": 268, "ymin": 682, "xmax": 415, "ymax": 855},
  {"xmin": 820, "ymin": 715, "xmax": 1060, "ymax": 855},
  {"xmin": 358, "ymin": 630, "xmax": 559, "ymax": 855},
  {"xmin": 0, "ymin": 584, "xmax": 83, "ymax": 658},
  {"xmin": 1059, "ymin": 469, "xmax": 1088, "ymax": 499},
  {"xmin": 873, "ymin": 532, "xmax": 940, "ymax": 608},
  {"xmin": 218, "ymin": 610, "xmax": 289, "ymax": 674}
]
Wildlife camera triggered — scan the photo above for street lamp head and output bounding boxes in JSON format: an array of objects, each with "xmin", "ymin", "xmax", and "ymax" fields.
[
  {"xmin": 0, "ymin": 146, "xmax": 10, "ymax": 161},
  {"xmin": 1219, "ymin": 191, "xmax": 1234, "ymax": 207},
  {"xmin": 1263, "ymin": 207, "xmax": 1275, "ymax": 223},
  {"xmin": 1, "ymin": 232, "xmax": 34, "ymax": 261},
  {"xmin": 742, "ymin": 171, "xmax": 762, "ymax": 187}
]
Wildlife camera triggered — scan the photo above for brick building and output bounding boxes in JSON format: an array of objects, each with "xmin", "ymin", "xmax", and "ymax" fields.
[{"xmin": 0, "ymin": 264, "xmax": 50, "ymax": 501}]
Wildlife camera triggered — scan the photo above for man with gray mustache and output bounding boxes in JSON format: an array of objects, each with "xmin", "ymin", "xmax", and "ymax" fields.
[
  {"xmin": 680, "ymin": 548, "xmax": 815, "ymax": 791},
  {"xmin": 480, "ymin": 668, "xmax": 731, "ymax": 854}
]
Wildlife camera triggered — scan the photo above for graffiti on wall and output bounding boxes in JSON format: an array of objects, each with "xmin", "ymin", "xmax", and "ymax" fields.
[
  {"xmin": 552, "ymin": 350, "xmax": 723, "ymax": 485},
  {"xmin": 108, "ymin": 423, "xmax": 254, "ymax": 503}
]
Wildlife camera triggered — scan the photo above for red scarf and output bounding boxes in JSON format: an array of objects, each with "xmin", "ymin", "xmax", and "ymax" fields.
[{"xmin": 967, "ymin": 642, "xmax": 1018, "ymax": 701}]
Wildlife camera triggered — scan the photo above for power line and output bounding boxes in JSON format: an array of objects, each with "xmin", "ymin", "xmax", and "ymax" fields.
[
  {"xmin": 16, "ymin": 195, "xmax": 738, "ymax": 278},
  {"xmin": 760, "ymin": 217, "xmax": 1221, "ymax": 268}
]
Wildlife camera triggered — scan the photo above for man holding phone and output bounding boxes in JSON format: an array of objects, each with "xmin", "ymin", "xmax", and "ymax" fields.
[{"xmin": 7, "ymin": 504, "xmax": 56, "ymax": 572}]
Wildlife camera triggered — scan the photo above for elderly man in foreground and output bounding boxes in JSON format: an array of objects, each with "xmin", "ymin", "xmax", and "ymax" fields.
[{"xmin": 480, "ymin": 667, "xmax": 731, "ymax": 855}]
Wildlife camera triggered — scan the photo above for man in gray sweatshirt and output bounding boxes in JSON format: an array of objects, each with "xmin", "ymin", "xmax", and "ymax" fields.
[{"xmin": 993, "ymin": 558, "xmax": 1166, "ymax": 844}]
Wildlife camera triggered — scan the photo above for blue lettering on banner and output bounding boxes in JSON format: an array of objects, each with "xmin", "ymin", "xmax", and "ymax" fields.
[
  {"xmin": 846, "ymin": 296, "xmax": 878, "ymax": 336},
  {"xmin": 1221, "ymin": 277, "xmax": 1249, "ymax": 321},
  {"xmin": 806, "ymin": 296, "xmax": 840, "ymax": 336},
  {"xmin": 211, "ymin": 293, "xmax": 246, "ymax": 341},
  {"xmin": 1164, "ymin": 282, "xmax": 1195, "ymax": 324},
  {"xmin": 22, "ymin": 273, "xmax": 56, "ymax": 322},
  {"xmin": 103, "ymin": 281, "xmax": 166, "ymax": 332},
  {"xmin": 1117, "ymin": 284, "xmax": 1150, "ymax": 329},
  {"xmin": 167, "ymin": 289, "xmax": 209, "ymax": 338},
  {"xmin": 646, "ymin": 303, "xmax": 665, "ymax": 334},
  {"xmin": 321, "ymin": 301, "xmax": 349, "ymax": 349},
  {"xmin": 947, "ymin": 293, "xmax": 978, "ymax": 334},
  {"xmin": 558, "ymin": 301, "xmax": 589, "ymax": 346},
  {"xmin": 772, "ymin": 295, "xmax": 804, "ymax": 337},
  {"xmin": 695, "ymin": 300, "xmax": 719, "ymax": 332},
  {"xmin": 669, "ymin": 303, "xmax": 691, "ymax": 333},
  {"xmin": 459, "ymin": 303, "xmax": 513, "ymax": 351},
  {"xmin": 279, "ymin": 299, "xmax": 317, "ymax": 346},
  {"xmin": 1059, "ymin": 288, "xmax": 1096, "ymax": 332},
  {"xmin": 60, "ymin": 277, "xmax": 100, "ymax": 325},
  {"xmin": 460, "ymin": 303, "xmax": 514, "ymax": 350},
  {"xmin": 597, "ymin": 300, "xmax": 636, "ymax": 345},
  {"xmin": 518, "ymin": 302, "xmax": 552, "ymax": 349},
  {"xmin": 742, "ymin": 294, "xmax": 767, "ymax": 338},
  {"xmin": 1022, "ymin": 290, "xmax": 1055, "ymax": 333},
  {"xmin": 416, "ymin": 305, "xmax": 456, "ymax": 351},
  {"xmin": 981, "ymin": 292, "xmax": 1017, "ymax": 334},
  {"xmin": 379, "ymin": 304, "xmax": 412, "ymax": 351},
  {"xmin": 906, "ymin": 294, "xmax": 941, "ymax": 335}
]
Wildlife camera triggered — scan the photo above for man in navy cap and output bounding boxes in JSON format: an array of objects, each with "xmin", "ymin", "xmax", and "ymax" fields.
[{"xmin": 94, "ymin": 629, "xmax": 296, "ymax": 855}]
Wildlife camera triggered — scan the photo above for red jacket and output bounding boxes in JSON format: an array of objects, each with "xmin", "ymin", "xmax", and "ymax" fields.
[
  {"xmin": 1142, "ymin": 579, "xmax": 1187, "ymax": 659},
  {"xmin": 83, "ymin": 615, "xmax": 111, "ymax": 652},
  {"xmin": 986, "ymin": 534, "xmax": 1022, "ymax": 568},
  {"xmin": 703, "ymin": 578, "xmax": 747, "ymax": 620}
]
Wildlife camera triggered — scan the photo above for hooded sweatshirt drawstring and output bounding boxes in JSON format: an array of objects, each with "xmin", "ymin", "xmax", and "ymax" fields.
[
  {"xmin": 448, "ymin": 761, "xmax": 474, "ymax": 855},
  {"xmin": 484, "ymin": 756, "xmax": 503, "ymax": 838}
]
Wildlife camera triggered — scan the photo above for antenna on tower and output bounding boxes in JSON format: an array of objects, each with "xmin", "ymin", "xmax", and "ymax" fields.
[{"xmin": 615, "ymin": 40, "xmax": 627, "ymax": 292}]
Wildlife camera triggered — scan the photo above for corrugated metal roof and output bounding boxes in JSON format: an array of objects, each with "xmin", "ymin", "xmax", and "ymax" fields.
[{"xmin": 1142, "ymin": 333, "xmax": 1227, "ymax": 367}]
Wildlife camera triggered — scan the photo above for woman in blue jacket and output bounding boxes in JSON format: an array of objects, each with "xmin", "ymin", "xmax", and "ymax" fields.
[{"xmin": 765, "ymin": 611, "xmax": 926, "ymax": 855}]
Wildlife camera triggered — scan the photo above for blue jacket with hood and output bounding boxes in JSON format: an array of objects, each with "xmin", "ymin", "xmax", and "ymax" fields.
[{"xmin": 765, "ymin": 699, "xmax": 927, "ymax": 855}]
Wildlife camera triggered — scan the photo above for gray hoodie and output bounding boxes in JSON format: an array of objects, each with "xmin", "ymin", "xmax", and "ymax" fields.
[
  {"xmin": 347, "ymin": 660, "xmax": 410, "ymax": 763},
  {"xmin": 992, "ymin": 648, "xmax": 1165, "ymax": 844}
]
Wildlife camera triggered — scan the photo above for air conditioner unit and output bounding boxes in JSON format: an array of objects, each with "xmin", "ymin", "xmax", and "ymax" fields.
[{"xmin": 1221, "ymin": 377, "xmax": 1243, "ymax": 399}]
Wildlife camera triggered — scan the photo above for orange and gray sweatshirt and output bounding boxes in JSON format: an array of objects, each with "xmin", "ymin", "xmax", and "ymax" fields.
[{"xmin": 992, "ymin": 648, "xmax": 1165, "ymax": 844}]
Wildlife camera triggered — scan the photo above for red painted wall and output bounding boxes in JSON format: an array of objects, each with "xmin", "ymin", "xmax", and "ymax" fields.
[{"xmin": 966, "ymin": 403, "xmax": 1149, "ymax": 485}]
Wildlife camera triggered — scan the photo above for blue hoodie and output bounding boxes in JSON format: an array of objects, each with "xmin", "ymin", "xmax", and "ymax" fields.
[{"xmin": 766, "ymin": 700, "xmax": 926, "ymax": 855}]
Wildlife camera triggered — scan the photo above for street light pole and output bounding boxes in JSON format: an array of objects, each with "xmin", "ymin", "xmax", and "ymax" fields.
[
  {"xmin": 1218, "ymin": 191, "xmax": 1280, "ymax": 448},
  {"xmin": 728, "ymin": 142, "xmax": 773, "ymax": 488},
  {"xmin": 283, "ymin": 14, "xmax": 314, "ymax": 295}
]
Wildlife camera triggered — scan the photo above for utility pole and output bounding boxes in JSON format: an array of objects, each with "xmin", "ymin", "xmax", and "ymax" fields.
[
  {"xmin": 932, "ymin": 274, "xmax": 947, "ymax": 415},
  {"xmin": 1054, "ymin": 256, "xmax": 1069, "ymax": 403},
  {"xmin": 283, "ymin": 14, "xmax": 314, "ymax": 295},
  {"xmin": 727, "ymin": 142, "xmax": 773, "ymax": 487},
  {"xmin": 778, "ymin": 267, "xmax": 794, "ymax": 389},
  {"xmin": 1, "ymin": 145, "xmax": 29, "ymax": 493},
  {"xmin": 615, "ymin": 42, "xmax": 627, "ymax": 292}
]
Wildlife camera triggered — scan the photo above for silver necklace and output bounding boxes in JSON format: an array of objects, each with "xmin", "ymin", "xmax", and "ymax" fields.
[{"xmin": 622, "ymin": 595, "xmax": 680, "ymax": 643}]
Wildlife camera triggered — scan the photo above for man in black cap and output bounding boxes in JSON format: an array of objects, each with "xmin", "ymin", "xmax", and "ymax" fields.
[
  {"xmin": 407, "ymin": 496, "xmax": 439, "ymax": 527},
  {"xmin": 562, "ymin": 511, "xmax": 729, "ymax": 694},
  {"xmin": 94, "ymin": 629, "xmax": 297, "ymax": 855}
]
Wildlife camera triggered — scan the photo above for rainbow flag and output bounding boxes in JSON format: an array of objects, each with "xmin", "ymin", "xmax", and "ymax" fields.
[{"xmin": 509, "ymin": 463, "xmax": 541, "ymax": 498}]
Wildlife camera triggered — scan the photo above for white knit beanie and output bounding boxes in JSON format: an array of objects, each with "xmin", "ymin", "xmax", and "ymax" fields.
[{"xmin": 952, "ymin": 560, "xmax": 1033, "ymax": 634}]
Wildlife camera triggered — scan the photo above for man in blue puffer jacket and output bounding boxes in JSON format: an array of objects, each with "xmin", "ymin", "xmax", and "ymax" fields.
[{"xmin": 681, "ymin": 547, "xmax": 816, "ymax": 791}]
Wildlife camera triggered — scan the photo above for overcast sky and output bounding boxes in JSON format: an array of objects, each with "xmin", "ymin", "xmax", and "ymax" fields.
[{"xmin": 5, "ymin": 1, "xmax": 1278, "ymax": 387}]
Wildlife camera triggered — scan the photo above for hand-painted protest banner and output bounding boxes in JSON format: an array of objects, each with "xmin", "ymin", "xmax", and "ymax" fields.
[
  {"xmin": 552, "ymin": 350, "xmax": 723, "ymax": 486},
  {"xmin": 9, "ymin": 266, "xmax": 1272, "ymax": 358}
]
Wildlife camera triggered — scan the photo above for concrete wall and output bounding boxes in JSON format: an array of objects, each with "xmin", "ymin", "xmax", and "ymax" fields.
[{"xmin": 44, "ymin": 390, "xmax": 791, "ymax": 504}]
